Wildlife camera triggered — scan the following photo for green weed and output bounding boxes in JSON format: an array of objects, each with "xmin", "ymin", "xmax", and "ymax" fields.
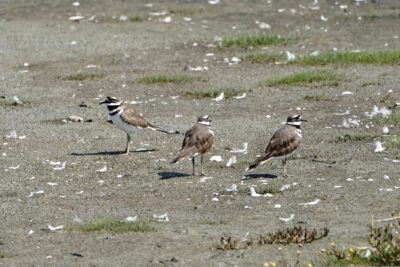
[
  {"xmin": 304, "ymin": 95, "xmax": 336, "ymax": 102},
  {"xmin": 138, "ymin": 74, "xmax": 208, "ymax": 84},
  {"xmin": 64, "ymin": 73, "xmax": 106, "ymax": 81},
  {"xmin": 336, "ymin": 134, "xmax": 377, "ymax": 143},
  {"xmin": 220, "ymin": 35, "xmax": 290, "ymax": 48},
  {"xmin": 182, "ymin": 88, "xmax": 247, "ymax": 99},
  {"xmin": 74, "ymin": 219, "xmax": 156, "ymax": 234},
  {"xmin": 263, "ymin": 70, "xmax": 343, "ymax": 87},
  {"xmin": 295, "ymin": 51, "xmax": 400, "ymax": 66},
  {"xmin": 243, "ymin": 53, "xmax": 286, "ymax": 64}
]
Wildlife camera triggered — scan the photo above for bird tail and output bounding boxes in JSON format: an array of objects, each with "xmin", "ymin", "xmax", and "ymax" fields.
[
  {"xmin": 245, "ymin": 154, "xmax": 270, "ymax": 172},
  {"xmin": 148, "ymin": 123, "xmax": 180, "ymax": 135},
  {"xmin": 171, "ymin": 148, "xmax": 195, "ymax": 164}
]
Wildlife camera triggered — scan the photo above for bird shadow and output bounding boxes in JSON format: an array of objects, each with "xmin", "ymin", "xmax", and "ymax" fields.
[
  {"xmin": 158, "ymin": 172, "xmax": 190, "ymax": 180},
  {"xmin": 242, "ymin": 173, "xmax": 278, "ymax": 180},
  {"xmin": 70, "ymin": 148, "xmax": 158, "ymax": 157}
]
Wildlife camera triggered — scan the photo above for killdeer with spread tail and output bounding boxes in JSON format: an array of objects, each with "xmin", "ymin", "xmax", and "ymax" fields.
[
  {"xmin": 100, "ymin": 96, "xmax": 179, "ymax": 154},
  {"xmin": 246, "ymin": 114, "xmax": 307, "ymax": 178},
  {"xmin": 171, "ymin": 115, "xmax": 214, "ymax": 176}
]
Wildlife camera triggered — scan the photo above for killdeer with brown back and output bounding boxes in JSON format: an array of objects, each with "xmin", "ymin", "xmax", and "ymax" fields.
[
  {"xmin": 246, "ymin": 114, "xmax": 307, "ymax": 178},
  {"xmin": 100, "ymin": 96, "xmax": 179, "ymax": 154},
  {"xmin": 171, "ymin": 115, "xmax": 214, "ymax": 176}
]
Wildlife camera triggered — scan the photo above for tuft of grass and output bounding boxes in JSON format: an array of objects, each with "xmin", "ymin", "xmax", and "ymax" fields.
[
  {"xmin": 182, "ymin": 88, "xmax": 248, "ymax": 99},
  {"xmin": 335, "ymin": 133, "xmax": 377, "ymax": 143},
  {"xmin": 385, "ymin": 139, "xmax": 400, "ymax": 158},
  {"xmin": 64, "ymin": 73, "xmax": 106, "ymax": 81},
  {"xmin": 220, "ymin": 35, "xmax": 290, "ymax": 48},
  {"xmin": 243, "ymin": 53, "xmax": 286, "ymax": 64},
  {"xmin": 0, "ymin": 251, "xmax": 8, "ymax": 258},
  {"xmin": 323, "ymin": 215, "xmax": 400, "ymax": 266},
  {"xmin": 385, "ymin": 112, "xmax": 400, "ymax": 125},
  {"xmin": 304, "ymin": 95, "xmax": 336, "ymax": 102},
  {"xmin": 74, "ymin": 219, "xmax": 156, "ymax": 234},
  {"xmin": 263, "ymin": 70, "xmax": 343, "ymax": 87},
  {"xmin": 215, "ymin": 226, "xmax": 329, "ymax": 250},
  {"xmin": 295, "ymin": 51, "xmax": 400, "ymax": 66},
  {"xmin": 129, "ymin": 16, "xmax": 144, "ymax": 22},
  {"xmin": 138, "ymin": 74, "xmax": 208, "ymax": 84},
  {"xmin": 255, "ymin": 186, "xmax": 282, "ymax": 195}
]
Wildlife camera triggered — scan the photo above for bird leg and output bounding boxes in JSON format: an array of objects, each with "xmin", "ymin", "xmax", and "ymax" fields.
[
  {"xmin": 124, "ymin": 133, "xmax": 131, "ymax": 154},
  {"xmin": 192, "ymin": 157, "xmax": 196, "ymax": 176},
  {"xmin": 282, "ymin": 158, "xmax": 288, "ymax": 178},
  {"xmin": 200, "ymin": 155, "xmax": 205, "ymax": 176}
]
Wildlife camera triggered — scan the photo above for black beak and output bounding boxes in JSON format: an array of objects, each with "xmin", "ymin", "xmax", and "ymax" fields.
[
  {"xmin": 99, "ymin": 100, "xmax": 108, "ymax": 105},
  {"xmin": 300, "ymin": 119, "xmax": 308, "ymax": 122}
]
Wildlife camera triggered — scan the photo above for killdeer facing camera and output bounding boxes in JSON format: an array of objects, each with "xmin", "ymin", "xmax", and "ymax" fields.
[
  {"xmin": 246, "ymin": 114, "xmax": 307, "ymax": 178},
  {"xmin": 171, "ymin": 115, "xmax": 214, "ymax": 176},
  {"xmin": 100, "ymin": 96, "xmax": 179, "ymax": 154}
]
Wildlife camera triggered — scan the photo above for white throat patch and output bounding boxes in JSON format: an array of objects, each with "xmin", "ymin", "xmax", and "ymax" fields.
[
  {"xmin": 198, "ymin": 121, "xmax": 210, "ymax": 126},
  {"xmin": 287, "ymin": 121, "xmax": 301, "ymax": 126},
  {"xmin": 108, "ymin": 101, "xmax": 122, "ymax": 106}
]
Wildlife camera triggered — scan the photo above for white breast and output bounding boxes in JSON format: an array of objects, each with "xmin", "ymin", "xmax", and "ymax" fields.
[
  {"xmin": 296, "ymin": 129, "xmax": 302, "ymax": 138},
  {"xmin": 110, "ymin": 110, "xmax": 141, "ymax": 134}
]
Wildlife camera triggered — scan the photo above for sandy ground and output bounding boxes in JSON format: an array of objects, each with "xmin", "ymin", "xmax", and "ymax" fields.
[{"xmin": 1, "ymin": 0, "xmax": 400, "ymax": 266}]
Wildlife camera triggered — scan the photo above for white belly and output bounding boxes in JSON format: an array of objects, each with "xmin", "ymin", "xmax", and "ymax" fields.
[{"xmin": 111, "ymin": 113, "xmax": 142, "ymax": 134}]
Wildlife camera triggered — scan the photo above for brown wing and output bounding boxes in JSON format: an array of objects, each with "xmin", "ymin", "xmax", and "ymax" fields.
[
  {"xmin": 120, "ymin": 106, "xmax": 150, "ymax": 128},
  {"xmin": 172, "ymin": 124, "xmax": 213, "ymax": 162},
  {"xmin": 265, "ymin": 125, "xmax": 301, "ymax": 158}
]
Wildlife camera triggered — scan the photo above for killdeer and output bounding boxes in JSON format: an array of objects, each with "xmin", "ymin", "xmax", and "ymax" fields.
[
  {"xmin": 246, "ymin": 114, "xmax": 307, "ymax": 178},
  {"xmin": 171, "ymin": 115, "xmax": 214, "ymax": 176},
  {"xmin": 100, "ymin": 96, "xmax": 179, "ymax": 154}
]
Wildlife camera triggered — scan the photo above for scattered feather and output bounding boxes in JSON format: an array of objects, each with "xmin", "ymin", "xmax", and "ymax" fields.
[
  {"xmin": 286, "ymin": 51, "xmax": 296, "ymax": 62},
  {"xmin": 233, "ymin": 93, "xmax": 247, "ymax": 99},
  {"xmin": 383, "ymin": 175, "xmax": 390, "ymax": 180},
  {"xmin": 28, "ymin": 230, "xmax": 34, "ymax": 235},
  {"xmin": 374, "ymin": 141, "xmax": 384, "ymax": 153},
  {"xmin": 250, "ymin": 187, "xmax": 262, "ymax": 197},
  {"xmin": 212, "ymin": 197, "xmax": 219, "ymax": 202},
  {"xmin": 280, "ymin": 184, "xmax": 291, "ymax": 191},
  {"xmin": 226, "ymin": 184, "xmax": 237, "ymax": 192},
  {"xmin": 199, "ymin": 176, "xmax": 214, "ymax": 182},
  {"xmin": 47, "ymin": 182, "xmax": 58, "ymax": 186},
  {"xmin": 53, "ymin": 162, "xmax": 66, "ymax": 171},
  {"xmin": 333, "ymin": 110, "xmax": 350, "ymax": 116},
  {"xmin": 279, "ymin": 214, "xmax": 295, "ymax": 222},
  {"xmin": 341, "ymin": 91, "xmax": 354, "ymax": 95},
  {"xmin": 126, "ymin": 216, "xmax": 138, "ymax": 222},
  {"xmin": 320, "ymin": 15, "xmax": 328, "ymax": 21},
  {"xmin": 230, "ymin": 142, "xmax": 248, "ymax": 154},
  {"xmin": 299, "ymin": 199, "xmax": 320, "ymax": 206},
  {"xmin": 68, "ymin": 15, "xmax": 84, "ymax": 21},
  {"xmin": 382, "ymin": 126, "xmax": 389, "ymax": 134},
  {"xmin": 96, "ymin": 166, "xmax": 107, "ymax": 173},
  {"xmin": 274, "ymin": 204, "xmax": 282, "ymax": 209},
  {"xmin": 212, "ymin": 92, "xmax": 224, "ymax": 101},
  {"xmin": 8, "ymin": 165, "xmax": 20, "ymax": 170},
  {"xmin": 153, "ymin": 213, "xmax": 169, "ymax": 222},
  {"xmin": 48, "ymin": 225, "xmax": 64, "ymax": 231},
  {"xmin": 28, "ymin": 190, "xmax": 44, "ymax": 198},
  {"xmin": 210, "ymin": 155, "xmax": 223, "ymax": 162},
  {"xmin": 208, "ymin": 0, "xmax": 220, "ymax": 4},
  {"xmin": 226, "ymin": 156, "xmax": 237, "ymax": 167}
]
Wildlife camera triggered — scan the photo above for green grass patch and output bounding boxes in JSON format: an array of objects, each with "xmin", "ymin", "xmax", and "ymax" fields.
[
  {"xmin": 64, "ymin": 73, "xmax": 106, "ymax": 81},
  {"xmin": 335, "ymin": 133, "xmax": 377, "ymax": 143},
  {"xmin": 138, "ymin": 74, "xmax": 208, "ymax": 84},
  {"xmin": 74, "ymin": 219, "xmax": 156, "ymax": 234},
  {"xmin": 385, "ymin": 112, "xmax": 400, "ymax": 125},
  {"xmin": 304, "ymin": 95, "xmax": 336, "ymax": 102},
  {"xmin": 243, "ymin": 53, "xmax": 286, "ymax": 64},
  {"xmin": 263, "ymin": 70, "xmax": 343, "ymax": 87},
  {"xmin": 0, "ymin": 251, "xmax": 8, "ymax": 258},
  {"xmin": 295, "ymin": 51, "xmax": 400, "ymax": 66},
  {"xmin": 386, "ymin": 139, "xmax": 400, "ymax": 158},
  {"xmin": 129, "ymin": 16, "xmax": 144, "ymax": 22},
  {"xmin": 323, "ymin": 216, "xmax": 400, "ymax": 266},
  {"xmin": 220, "ymin": 35, "xmax": 290, "ymax": 48},
  {"xmin": 182, "ymin": 88, "xmax": 248, "ymax": 99}
]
